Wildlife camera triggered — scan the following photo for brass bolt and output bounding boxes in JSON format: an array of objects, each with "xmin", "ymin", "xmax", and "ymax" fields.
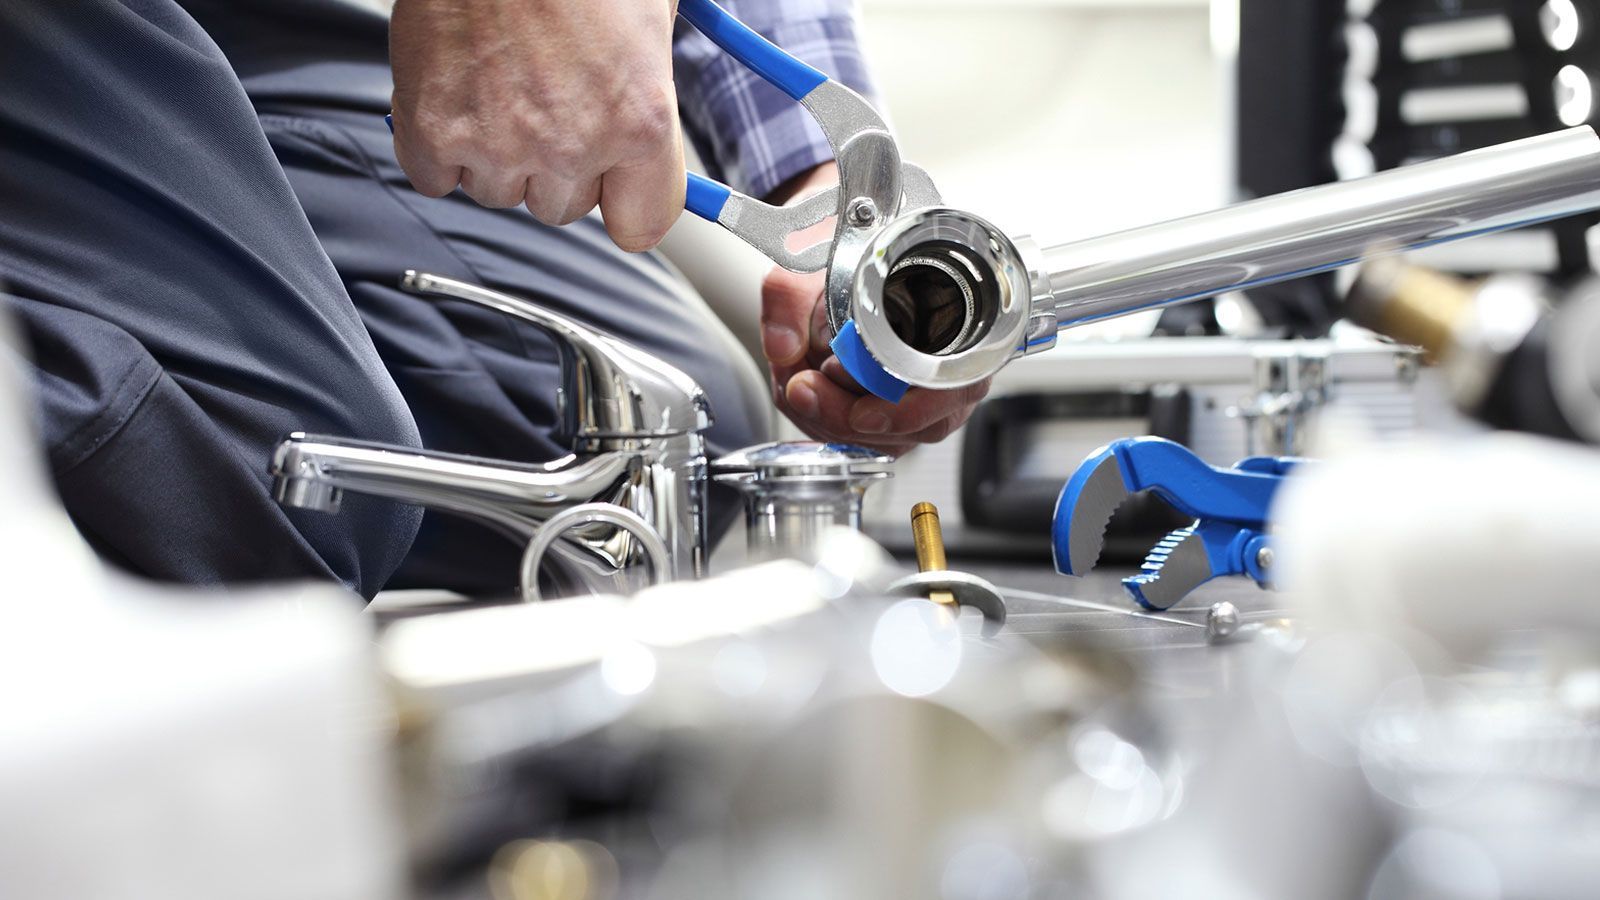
[{"xmin": 910, "ymin": 502, "xmax": 958, "ymax": 607}]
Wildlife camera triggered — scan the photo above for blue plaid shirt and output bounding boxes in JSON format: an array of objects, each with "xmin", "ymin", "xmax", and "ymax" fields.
[{"xmin": 674, "ymin": 0, "xmax": 880, "ymax": 201}]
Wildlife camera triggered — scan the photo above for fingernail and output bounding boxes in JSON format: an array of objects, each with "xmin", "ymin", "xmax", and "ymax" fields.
[
  {"xmin": 852, "ymin": 410, "xmax": 891, "ymax": 434},
  {"xmin": 787, "ymin": 379, "xmax": 820, "ymax": 418},
  {"xmin": 764, "ymin": 324, "xmax": 803, "ymax": 363}
]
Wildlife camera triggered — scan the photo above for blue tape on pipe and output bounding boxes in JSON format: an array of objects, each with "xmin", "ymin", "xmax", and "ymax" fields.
[{"xmin": 831, "ymin": 320, "xmax": 910, "ymax": 404}]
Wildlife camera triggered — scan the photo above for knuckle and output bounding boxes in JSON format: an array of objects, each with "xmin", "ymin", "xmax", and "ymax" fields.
[
  {"xmin": 621, "ymin": 83, "xmax": 677, "ymax": 148},
  {"xmin": 410, "ymin": 113, "xmax": 468, "ymax": 160},
  {"xmin": 475, "ymin": 141, "xmax": 524, "ymax": 173},
  {"xmin": 555, "ymin": 199, "xmax": 597, "ymax": 226},
  {"xmin": 922, "ymin": 418, "xmax": 958, "ymax": 444},
  {"xmin": 540, "ymin": 132, "xmax": 591, "ymax": 178},
  {"xmin": 525, "ymin": 199, "xmax": 565, "ymax": 227},
  {"xmin": 401, "ymin": 165, "xmax": 451, "ymax": 197},
  {"xmin": 478, "ymin": 191, "xmax": 521, "ymax": 210},
  {"xmin": 632, "ymin": 105, "xmax": 676, "ymax": 149}
]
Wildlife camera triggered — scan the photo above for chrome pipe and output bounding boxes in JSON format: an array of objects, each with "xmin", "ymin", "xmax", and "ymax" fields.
[
  {"xmin": 1039, "ymin": 127, "xmax": 1600, "ymax": 331},
  {"xmin": 848, "ymin": 127, "xmax": 1600, "ymax": 392}
]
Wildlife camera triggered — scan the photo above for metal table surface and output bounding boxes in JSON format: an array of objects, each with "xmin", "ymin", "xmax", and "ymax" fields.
[
  {"xmin": 952, "ymin": 558, "xmax": 1296, "ymax": 708},
  {"xmin": 372, "ymin": 556, "xmax": 1298, "ymax": 712},
  {"xmin": 403, "ymin": 558, "xmax": 1302, "ymax": 900},
  {"xmin": 967, "ymin": 561, "xmax": 1288, "ymax": 643}
]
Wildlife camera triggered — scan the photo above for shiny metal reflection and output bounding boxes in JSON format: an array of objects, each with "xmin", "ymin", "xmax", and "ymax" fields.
[{"xmin": 1043, "ymin": 128, "xmax": 1600, "ymax": 332}]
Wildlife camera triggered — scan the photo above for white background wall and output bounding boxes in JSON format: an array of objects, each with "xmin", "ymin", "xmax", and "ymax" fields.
[{"xmin": 859, "ymin": 0, "xmax": 1231, "ymax": 239}]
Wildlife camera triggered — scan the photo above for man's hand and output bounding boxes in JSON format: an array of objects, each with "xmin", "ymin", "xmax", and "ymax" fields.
[
  {"xmin": 389, "ymin": 0, "xmax": 685, "ymax": 252},
  {"xmin": 761, "ymin": 166, "xmax": 991, "ymax": 456}
]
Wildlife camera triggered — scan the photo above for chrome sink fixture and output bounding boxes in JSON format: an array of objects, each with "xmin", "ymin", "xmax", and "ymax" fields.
[
  {"xmin": 272, "ymin": 271, "xmax": 711, "ymax": 600},
  {"xmin": 710, "ymin": 441, "xmax": 893, "ymax": 562}
]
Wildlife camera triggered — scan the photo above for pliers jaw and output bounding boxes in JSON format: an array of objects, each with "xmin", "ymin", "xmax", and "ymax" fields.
[
  {"xmin": 1052, "ymin": 437, "xmax": 1293, "ymax": 611},
  {"xmin": 690, "ymin": 79, "xmax": 919, "ymax": 283}
]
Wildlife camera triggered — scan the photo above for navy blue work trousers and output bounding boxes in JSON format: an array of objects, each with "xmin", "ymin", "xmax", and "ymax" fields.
[{"xmin": 0, "ymin": 0, "xmax": 770, "ymax": 597}]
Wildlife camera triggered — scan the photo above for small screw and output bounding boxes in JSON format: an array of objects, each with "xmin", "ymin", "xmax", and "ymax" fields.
[
  {"xmin": 1206, "ymin": 601, "xmax": 1241, "ymax": 642},
  {"xmin": 1255, "ymin": 546, "xmax": 1275, "ymax": 570},
  {"xmin": 847, "ymin": 198, "xmax": 878, "ymax": 227}
]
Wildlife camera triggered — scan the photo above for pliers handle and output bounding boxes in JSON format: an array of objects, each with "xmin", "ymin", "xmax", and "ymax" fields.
[{"xmin": 676, "ymin": 0, "xmax": 919, "ymax": 275}]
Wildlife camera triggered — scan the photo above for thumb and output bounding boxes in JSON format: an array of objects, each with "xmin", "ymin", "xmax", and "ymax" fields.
[{"xmin": 760, "ymin": 266, "xmax": 821, "ymax": 366}]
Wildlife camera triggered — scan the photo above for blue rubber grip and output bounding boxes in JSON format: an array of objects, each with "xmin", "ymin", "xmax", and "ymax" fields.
[
  {"xmin": 686, "ymin": 172, "xmax": 732, "ymax": 221},
  {"xmin": 830, "ymin": 320, "xmax": 910, "ymax": 404},
  {"xmin": 1112, "ymin": 438, "xmax": 1280, "ymax": 526},
  {"xmin": 385, "ymin": 114, "xmax": 394, "ymax": 133},
  {"xmin": 678, "ymin": 0, "xmax": 828, "ymax": 102}
]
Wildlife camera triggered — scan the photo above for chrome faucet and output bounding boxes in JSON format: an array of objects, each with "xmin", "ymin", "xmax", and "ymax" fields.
[{"xmin": 271, "ymin": 271, "xmax": 712, "ymax": 598}]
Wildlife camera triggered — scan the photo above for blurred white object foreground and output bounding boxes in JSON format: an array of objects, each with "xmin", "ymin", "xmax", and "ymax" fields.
[
  {"xmin": 0, "ymin": 333, "xmax": 407, "ymax": 900},
  {"xmin": 1277, "ymin": 432, "xmax": 1600, "ymax": 663}
]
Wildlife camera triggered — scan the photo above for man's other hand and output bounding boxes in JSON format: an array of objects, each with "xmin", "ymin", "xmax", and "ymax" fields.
[
  {"xmin": 760, "ymin": 165, "xmax": 991, "ymax": 456},
  {"xmin": 763, "ymin": 267, "xmax": 991, "ymax": 456}
]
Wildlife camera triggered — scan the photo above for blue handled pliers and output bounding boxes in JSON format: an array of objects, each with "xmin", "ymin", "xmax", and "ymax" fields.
[
  {"xmin": 1052, "ymin": 437, "xmax": 1299, "ymax": 611},
  {"xmin": 676, "ymin": 0, "xmax": 942, "ymax": 403}
]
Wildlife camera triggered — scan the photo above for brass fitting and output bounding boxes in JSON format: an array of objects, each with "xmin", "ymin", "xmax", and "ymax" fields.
[
  {"xmin": 910, "ymin": 502, "xmax": 958, "ymax": 607},
  {"xmin": 1346, "ymin": 257, "xmax": 1477, "ymax": 363}
]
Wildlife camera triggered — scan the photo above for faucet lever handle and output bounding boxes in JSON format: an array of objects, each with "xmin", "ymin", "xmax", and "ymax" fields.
[{"xmin": 400, "ymin": 271, "xmax": 710, "ymax": 440}]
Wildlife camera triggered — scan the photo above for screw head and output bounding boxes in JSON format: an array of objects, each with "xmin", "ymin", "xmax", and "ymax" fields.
[
  {"xmin": 1255, "ymin": 546, "xmax": 1275, "ymax": 570},
  {"xmin": 1206, "ymin": 601, "xmax": 1241, "ymax": 641},
  {"xmin": 847, "ymin": 198, "xmax": 878, "ymax": 227}
]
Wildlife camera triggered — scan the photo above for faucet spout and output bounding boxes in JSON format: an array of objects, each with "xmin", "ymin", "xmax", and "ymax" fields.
[{"xmin": 272, "ymin": 434, "xmax": 637, "ymax": 543}]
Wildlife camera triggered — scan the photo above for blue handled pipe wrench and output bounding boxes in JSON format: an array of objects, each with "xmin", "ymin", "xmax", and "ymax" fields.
[{"xmin": 1052, "ymin": 437, "xmax": 1300, "ymax": 611}]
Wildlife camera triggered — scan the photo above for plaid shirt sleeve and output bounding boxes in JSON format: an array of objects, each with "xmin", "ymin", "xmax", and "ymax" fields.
[{"xmin": 673, "ymin": 0, "xmax": 881, "ymax": 201}]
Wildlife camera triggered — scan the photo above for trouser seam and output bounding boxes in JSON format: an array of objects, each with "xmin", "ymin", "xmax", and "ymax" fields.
[{"xmin": 51, "ymin": 357, "xmax": 162, "ymax": 478}]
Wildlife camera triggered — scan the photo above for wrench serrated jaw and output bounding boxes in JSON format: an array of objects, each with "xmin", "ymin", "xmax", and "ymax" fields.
[
  {"xmin": 1052, "ymin": 449, "xmax": 1131, "ymax": 576},
  {"xmin": 1122, "ymin": 525, "xmax": 1217, "ymax": 611}
]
